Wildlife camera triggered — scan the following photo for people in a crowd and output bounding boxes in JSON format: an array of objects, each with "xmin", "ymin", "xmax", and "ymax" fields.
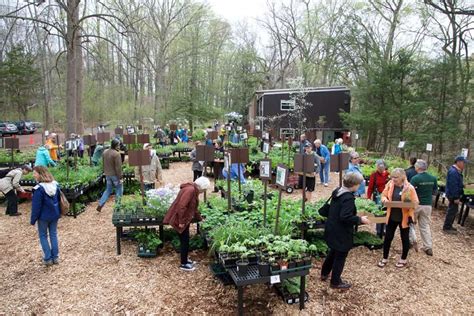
[
  {"xmin": 346, "ymin": 151, "xmax": 365, "ymax": 197},
  {"xmin": 96, "ymin": 138, "xmax": 123, "ymax": 212},
  {"xmin": 154, "ymin": 126, "xmax": 166, "ymax": 147},
  {"xmin": 77, "ymin": 135, "xmax": 84, "ymax": 158},
  {"xmin": 314, "ymin": 139, "xmax": 331, "ymax": 187},
  {"xmin": 443, "ymin": 155, "xmax": 467, "ymax": 234},
  {"xmin": 331, "ymin": 138, "xmax": 343, "ymax": 155},
  {"xmin": 35, "ymin": 144, "xmax": 57, "ymax": 167},
  {"xmin": 190, "ymin": 142, "xmax": 204, "ymax": 181},
  {"xmin": 163, "ymin": 176, "xmax": 210, "ymax": 271},
  {"xmin": 0, "ymin": 165, "xmax": 32, "ymax": 216},
  {"xmin": 321, "ymin": 172, "xmax": 370, "ymax": 290},
  {"xmin": 409, "ymin": 160, "xmax": 437, "ymax": 256},
  {"xmin": 135, "ymin": 143, "xmax": 163, "ymax": 191},
  {"xmin": 169, "ymin": 129, "xmax": 178, "ymax": 145},
  {"xmin": 30, "ymin": 166, "xmax": 61, "ymax": 266},
  {"xmin": 45, "ymin": 133, "xmax": 62, "ymax": 162},
  {"xmin": 222, "ymin": 163, "xmax": 246, "ymax": 183},
  {"xmin": 302, "ymin": 143, "xmax": 321, "ymax": 202},
  {"xmin": 378, "ymin": 168, "xmax": 419, "ymax": 269},
  {"xmin": 91, "ymin": 143, "xmax": 104, "ymax": 166},
  {"xmin": 367, "ymin": 159, "xmax": 390, "ymax": 237},
  {"xmin": 405, "ymin": 157, "xmax": 418, "ymax": 182}
]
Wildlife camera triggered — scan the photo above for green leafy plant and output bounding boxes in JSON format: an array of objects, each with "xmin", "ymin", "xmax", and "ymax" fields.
[{"xmin": 135, "ymin": 230, "xmax": 162, "ymax": 250}]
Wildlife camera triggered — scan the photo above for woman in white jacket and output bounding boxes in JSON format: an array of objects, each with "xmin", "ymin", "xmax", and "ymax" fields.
[{"xmin": 0, "ymin": 165, "xmax": 32, "ymax": 216}]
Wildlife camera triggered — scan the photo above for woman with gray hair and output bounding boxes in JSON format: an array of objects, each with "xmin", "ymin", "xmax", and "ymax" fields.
[
  {"xmin": 321, "ymin": 172, "xmax": 370, "ymax": 290},
  {"xmin": 346, "ymin": 151, "xmax": 366, "ymax": 197},
  {"xmin": 367, "ymin": 159, "xmax": 390, "ymax": 237},
  {"xmin": 164, "ymin": 176, "xmax": 210, "ymax": 272}
]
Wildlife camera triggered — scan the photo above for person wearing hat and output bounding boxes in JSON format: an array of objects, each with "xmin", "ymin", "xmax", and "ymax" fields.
[
  {"xmin": 96, "ymin": 138, "xmax": 123, "ymax": 212},
  {"xmin": 443, "ymin": 155, "xmax": 467, "ymax": 233},
  {"xmin": 135, "ymin": 143, "xmax": 163, "ymax": 191},
  {"xmin": 0, "ymin": 165, "xmax": 32, "ymax": 216}
]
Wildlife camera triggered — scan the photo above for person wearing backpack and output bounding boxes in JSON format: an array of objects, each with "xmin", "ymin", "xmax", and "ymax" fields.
[
  {"xmin": 30, "ymin": 166, "xmax": 61, "ymax": 266},
  {"xmin": 320, "ymin": 172, "xmax": 370, "ymax": 290},
  {"xmin": 367, "ymin": 159, "xmax": 390, "ymax": 238},
  {"xmin": 0, "ymin": 165, "xmax": 32, "ymax": 216}
]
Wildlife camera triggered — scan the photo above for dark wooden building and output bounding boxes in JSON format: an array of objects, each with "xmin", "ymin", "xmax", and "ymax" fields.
[{"xmin": 249, "ymin": 87, "xmax": 351, "ymax": 144}]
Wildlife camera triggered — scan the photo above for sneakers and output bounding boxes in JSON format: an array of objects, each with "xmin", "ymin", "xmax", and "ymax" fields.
[
  {"xmin": 179, "ymin": 263, "xmax": 196, "ymax": 272},
  {"xmin": 410, "ymin": 241, "xmax": 419, "ymax": 252},
  {"xmin": 9, "ymin": 212, "xmax": 22, "ymax": 216},
  {"xmin": 424, "ymin": 248, "xmax": 433, "ymax": 256},
  {"xmin": 96, "ymin": 204, "xmax": 103, "ymax": 212},
  {"xmin": 53, "ymin": 258, "xmax": 60, "ymax": 264},
  {"xmin": 187, "ymin": 259, "xmax": 196, "ymax": 266},
  {"xmin": 324, "ymin": 183, "xmax": 329, "ymax": 187},
  {"xmin": 320, "ymin": 274, "xmax": 329, "ymax": 281},
  {"xmin": 43, "ymin": 260, "xmax": 53, "ymax": 266},
  {"xmin": 330, "ymin": 281, "xmax": 351, "ymax": 290}
]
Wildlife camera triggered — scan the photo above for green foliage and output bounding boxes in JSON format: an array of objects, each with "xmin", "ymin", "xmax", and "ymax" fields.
[
  {"xmin": 353, "ymin": 231, "xmax": 383, "ymax": 246},
  {"xmin": 135, "ymin": 230, "xmax": 162, "ymax": 250},
  {"xmin": 0, "ymin": 150, "xmax": 36, "ymax": 164},
  {"xmin": 191, "ymin": 129, "xmax": 206, "ymax": 141}
]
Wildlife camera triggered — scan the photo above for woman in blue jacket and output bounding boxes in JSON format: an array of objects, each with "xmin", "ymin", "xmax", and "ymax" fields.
[{"xmin": 30, "ymin": 166, "xmax": 61, "ymax": 266}]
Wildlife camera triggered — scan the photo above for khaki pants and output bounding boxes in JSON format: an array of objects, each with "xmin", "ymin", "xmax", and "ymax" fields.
[{"xmin": 409, "ymin": 205, "xmax": 433, "ymax": 250}]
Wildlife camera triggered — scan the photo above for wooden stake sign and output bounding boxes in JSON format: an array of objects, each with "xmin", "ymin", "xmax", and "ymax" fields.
[
  {"xmin": 260, "ymin": 159, "xmax": 272, "ymax": 227},
  {"xmin": 123, "ymin": 134, "xmax": 137, "ymax": 145},
  {"xmin": 228, "ymin": 148, "xmax": 249, "ymax": 196},
  {"xmin": 4, "ymin": 138, "xmax": 19, "ymax": 167},
  {"xmin": 97, "ymin": 132, "xmax": 111, "ymax": 144},
  {"xmin": 128, "ymin": 150, "xmax": 152, "ymax": 205},
  {"xmin": 137, "ymin": 134, "xmax": 150, "ymax": 144},
  {"xmin": 115, "ymin": 128, "xmax": 124, "ymax": 136},
  {"xmin": 224, "ymin": 152, "xmax": 232, "ymax": 211},
  {"xmin": 330, "ymin": 153, "xmax": 350, "ymax": 187},
  {"xmin": 196, "ymin": 145, "xmax": 215, "ymax": 203},
  {"xmin": 207, "ymin": 131, "xmax": 218, "ymax": 141},
  {"xmin": 274, "ymin": 164, "xmax": 289, "ymax": 234},
  {"xmin": 83, "ymin": 135, "xmax": 97, "ymax": 166},
  {"xmin": 294, "ymin": 153, "xmax": 315, "ymax": 213}
]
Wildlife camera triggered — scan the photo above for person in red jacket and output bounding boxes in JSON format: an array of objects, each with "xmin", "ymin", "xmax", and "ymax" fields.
[
  {"xmin": 163, "ymin": 177, "xmax": 210, "ymax": 271},
  {"xmin": 367, "ymin": 159, "xmax": 390, "ymax": 237}
]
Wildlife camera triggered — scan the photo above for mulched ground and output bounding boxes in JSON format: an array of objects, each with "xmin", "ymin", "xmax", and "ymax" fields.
[{"xmin": 1, "ymin": 162, "xmax": 473, "ymax": 314}]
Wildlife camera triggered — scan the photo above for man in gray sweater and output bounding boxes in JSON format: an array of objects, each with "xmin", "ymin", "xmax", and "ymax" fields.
[{"xmin": 97, "ymin": 139, "xmax": 123, "ymax": 212}]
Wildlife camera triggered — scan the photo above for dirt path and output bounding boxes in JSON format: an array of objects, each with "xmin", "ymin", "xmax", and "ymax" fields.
[{"xmin": 0, "ymin": 162, "xmax": 472, "ymax": 314}]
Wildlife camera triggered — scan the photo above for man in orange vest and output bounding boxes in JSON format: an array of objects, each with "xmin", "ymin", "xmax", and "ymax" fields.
[{"xmin": 45, "ymin": 133, "xmax": 62, "ymax": 162}]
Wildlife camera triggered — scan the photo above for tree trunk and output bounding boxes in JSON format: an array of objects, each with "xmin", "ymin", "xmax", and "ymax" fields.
[{"xmin": 66, "ymin": 0, "xmax": 78, "ymax": 135}]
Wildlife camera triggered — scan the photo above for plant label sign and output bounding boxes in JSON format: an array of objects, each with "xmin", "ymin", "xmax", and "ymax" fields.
[
  {"xmin": 137, "ymin": 134, "xmax": 150, "ymax": 144},
  {"xmin": 0, "ymin": 138, "xmax": 3, "ymax": 148},
  {"xmin": 355, "ymin": 134, "xmax": 359, "ymax": 140},
  {"xmin": 263, "ymin": 132, "xmax": 269, "ymax": 141},
  {"xmin": 237, "ymin": 126, "xmax": 242, "ymax": 131},
  {"xmin": 270, "ymin": 275, "xmax": 280, "ymax": 284},
  {"xmin": 196, "ymin": 145, "xmax": 214, "ymax": 162},
  {"xmin": 426, "ymin": 143, "xmax": 433, "ymax": 152},
  {"xmin": 294, "ymin": 154, "xmax": 315, "ymax": 174},
  {"xmin": 240, "ymin": 132, "xmax": 248, "ymax": 141},
  {"xmin": 4, "ymin": 138, "xmax": 19, "ymax": 150},
  {"xmin": 263, "ymin": 142, "xmax": 270, "ymax": 154},
  {"xmin": 462, "ymin": 148, "xmax": 469, "ymax": 158},
  {"xmin": 226, "ymin": 126, "xmax": 232, "ymax": 132},
  {"xmin": 259, "ymin": 159, "xmax": 272, "ymax": 180},
  {"xmin": 123, "ymin": 134, "xmax": 137, "ymax": 145},
  {"xmin": 224, "ymin": 152, "xmax": 231, "ymax": 172},
  {"xmin": 97, "ymin": 132, "xmax": 110, "ymax": 143},
  {"xmin": 275, "ymin": 164, "xmax": 289, "ymax": 189},
  {"xmin": 398, "ymin": 141, "xmax": 406, "ymax": 149}
]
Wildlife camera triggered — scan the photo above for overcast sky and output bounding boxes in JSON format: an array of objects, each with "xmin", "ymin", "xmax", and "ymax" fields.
[{"xmin": 204, "ymin": 0, "xmax": 268, "ymax": 23}]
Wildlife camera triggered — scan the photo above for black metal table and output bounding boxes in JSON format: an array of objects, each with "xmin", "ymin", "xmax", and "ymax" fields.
[
  {"xmin": 228, "ymin": 265, "xmax": 310, "ymax": 316},
  {"xmin": 458, "ymin": 193, "xmax": 473, "ymax": 226}
]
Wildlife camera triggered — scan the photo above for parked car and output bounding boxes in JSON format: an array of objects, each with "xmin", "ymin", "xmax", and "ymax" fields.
[
  {"xmin": 15, "ymin": 121, "xmax": 36, "ymax": 135},
  {"xmin": 30, "ymin": 121, "xmax": 43, "ymax": 129},
  {"xmin": 0, "ymin": 123, "xmax": 19, "ymax": 136}
]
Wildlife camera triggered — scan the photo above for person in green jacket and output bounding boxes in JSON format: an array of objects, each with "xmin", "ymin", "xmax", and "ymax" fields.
[
  {"xmin": 409, "ymin": 160, "xmax": 437, "ymax": 256},
  {"xmin": 91, "ymin": 144, "xmax": 104, "ymax": 166}
]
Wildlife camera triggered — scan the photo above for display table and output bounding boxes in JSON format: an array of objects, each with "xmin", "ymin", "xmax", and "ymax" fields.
[
  {"xmin": 228, "ymin": 265, "xmax": 310, "ymax": 316},
  {"xmin": 458, "ymin": 193, "xmax": 473, "ymax": 226}
]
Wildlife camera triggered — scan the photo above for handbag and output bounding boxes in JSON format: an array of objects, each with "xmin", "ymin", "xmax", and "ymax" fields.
[
  {"xmin": 59, "ymin": 190, "xmax": 70, "ymax": 215},
  {"xmin": 318, "ymin": 195, "xmax": 333, "ymax": 217}
]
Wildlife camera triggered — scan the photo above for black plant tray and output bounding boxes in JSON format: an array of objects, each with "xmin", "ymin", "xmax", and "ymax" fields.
[
  {"xmin": 137, "ymin": 245, "xmax": 159, "ymax": 258},
  {"xmin": 210, "ymin": 263, "xmax": 233, "ymax": 286},
  {"xmin": 274, "ymin": 283, "xmax": 309, "ymax": 305}
]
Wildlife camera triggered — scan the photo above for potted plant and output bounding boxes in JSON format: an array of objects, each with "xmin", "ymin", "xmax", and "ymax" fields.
[
  {"xmin": 136, "ymin": 230, "xmax": 162, "ymax": 258},
  {"xmin": 269, "ymin": 257, "xmax": 279, "ymax": 273},
  {"xmin": 236, "ymin": 248, "xmax": 250, "ymax": 277},
  {"xmin": 258, "ymin": 254, "xmax": 271, "ymax": 277},
  {"xmin": 287, "ymin": 251, "xmax": 297, "ymax": 270}
]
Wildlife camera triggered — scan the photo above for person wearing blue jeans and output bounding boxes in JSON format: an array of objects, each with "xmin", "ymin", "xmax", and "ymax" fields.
[
  {"xmin": 30, "ymin": 166, "xmax": 62, "ymax": 266},
  {"xmin": 314, "ymin": 139, "xmax": 331, "ymax": 187},
  {"xmin": 97, "ymin": 139, "xmax": 123, "ymax": 212}
]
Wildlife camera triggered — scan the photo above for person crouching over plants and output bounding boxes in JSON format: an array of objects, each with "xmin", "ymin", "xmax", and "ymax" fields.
[
  {"xmin": 321, "ymin": 172, "xmax": 370, "ymax": 290},
  {"xmin": 135, "ymin": 143, "xmax": 163, "ymax": 191},
  {"xmin": 377, "ymin": 168, "xmax": 419, "ymax": 269},
  {"xmin": 164, "ymin": 176, "xmax": 210, "ymax": 271},
  {"xmin": 0, "ymin": 165, "xmax": 32, "ymax": 216},
  {"xmin": 30, "ymin": 166, "xmax": 62, "ymax": 266}
]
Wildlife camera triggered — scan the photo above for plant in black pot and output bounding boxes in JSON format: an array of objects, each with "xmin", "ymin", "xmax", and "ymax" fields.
[
  {"xmin": 258, "ymin": 254, "xmax": 271, "ymax": 277},
  {"xmin": 236, "ymin": 248, "xmax": 252, "ymax": 277},
  {"xmin": 287, "ymin": 251, "xmax": 297, "ymax": 270}
]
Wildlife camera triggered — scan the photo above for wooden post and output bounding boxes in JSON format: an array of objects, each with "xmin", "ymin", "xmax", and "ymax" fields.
[
  {"xmin": 237, "ymin": 162, "xmax": 242, "ymax": 197},
  {"xmin": 339, "ymin": 153, "xmax": 343, "ymax": 187},
  {"xmin": 302, "ymin": 157, "xmax": 306, "ymax": 215},
  {"xmin": 274, "ymin": 189, "xmax": 283, "ymax": 235},
  {"xmin": 263, "ymin": 179, "xmax": 268, "ymax": 227},
  {"xmin": 139, "ymin": 165, "xmax": 145, "ymax": 206}
]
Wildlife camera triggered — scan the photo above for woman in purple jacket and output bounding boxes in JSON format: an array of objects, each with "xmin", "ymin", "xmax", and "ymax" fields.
[{"xmin": 30, "ymin": 166, "xmax": 62, "ymax": 266}]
